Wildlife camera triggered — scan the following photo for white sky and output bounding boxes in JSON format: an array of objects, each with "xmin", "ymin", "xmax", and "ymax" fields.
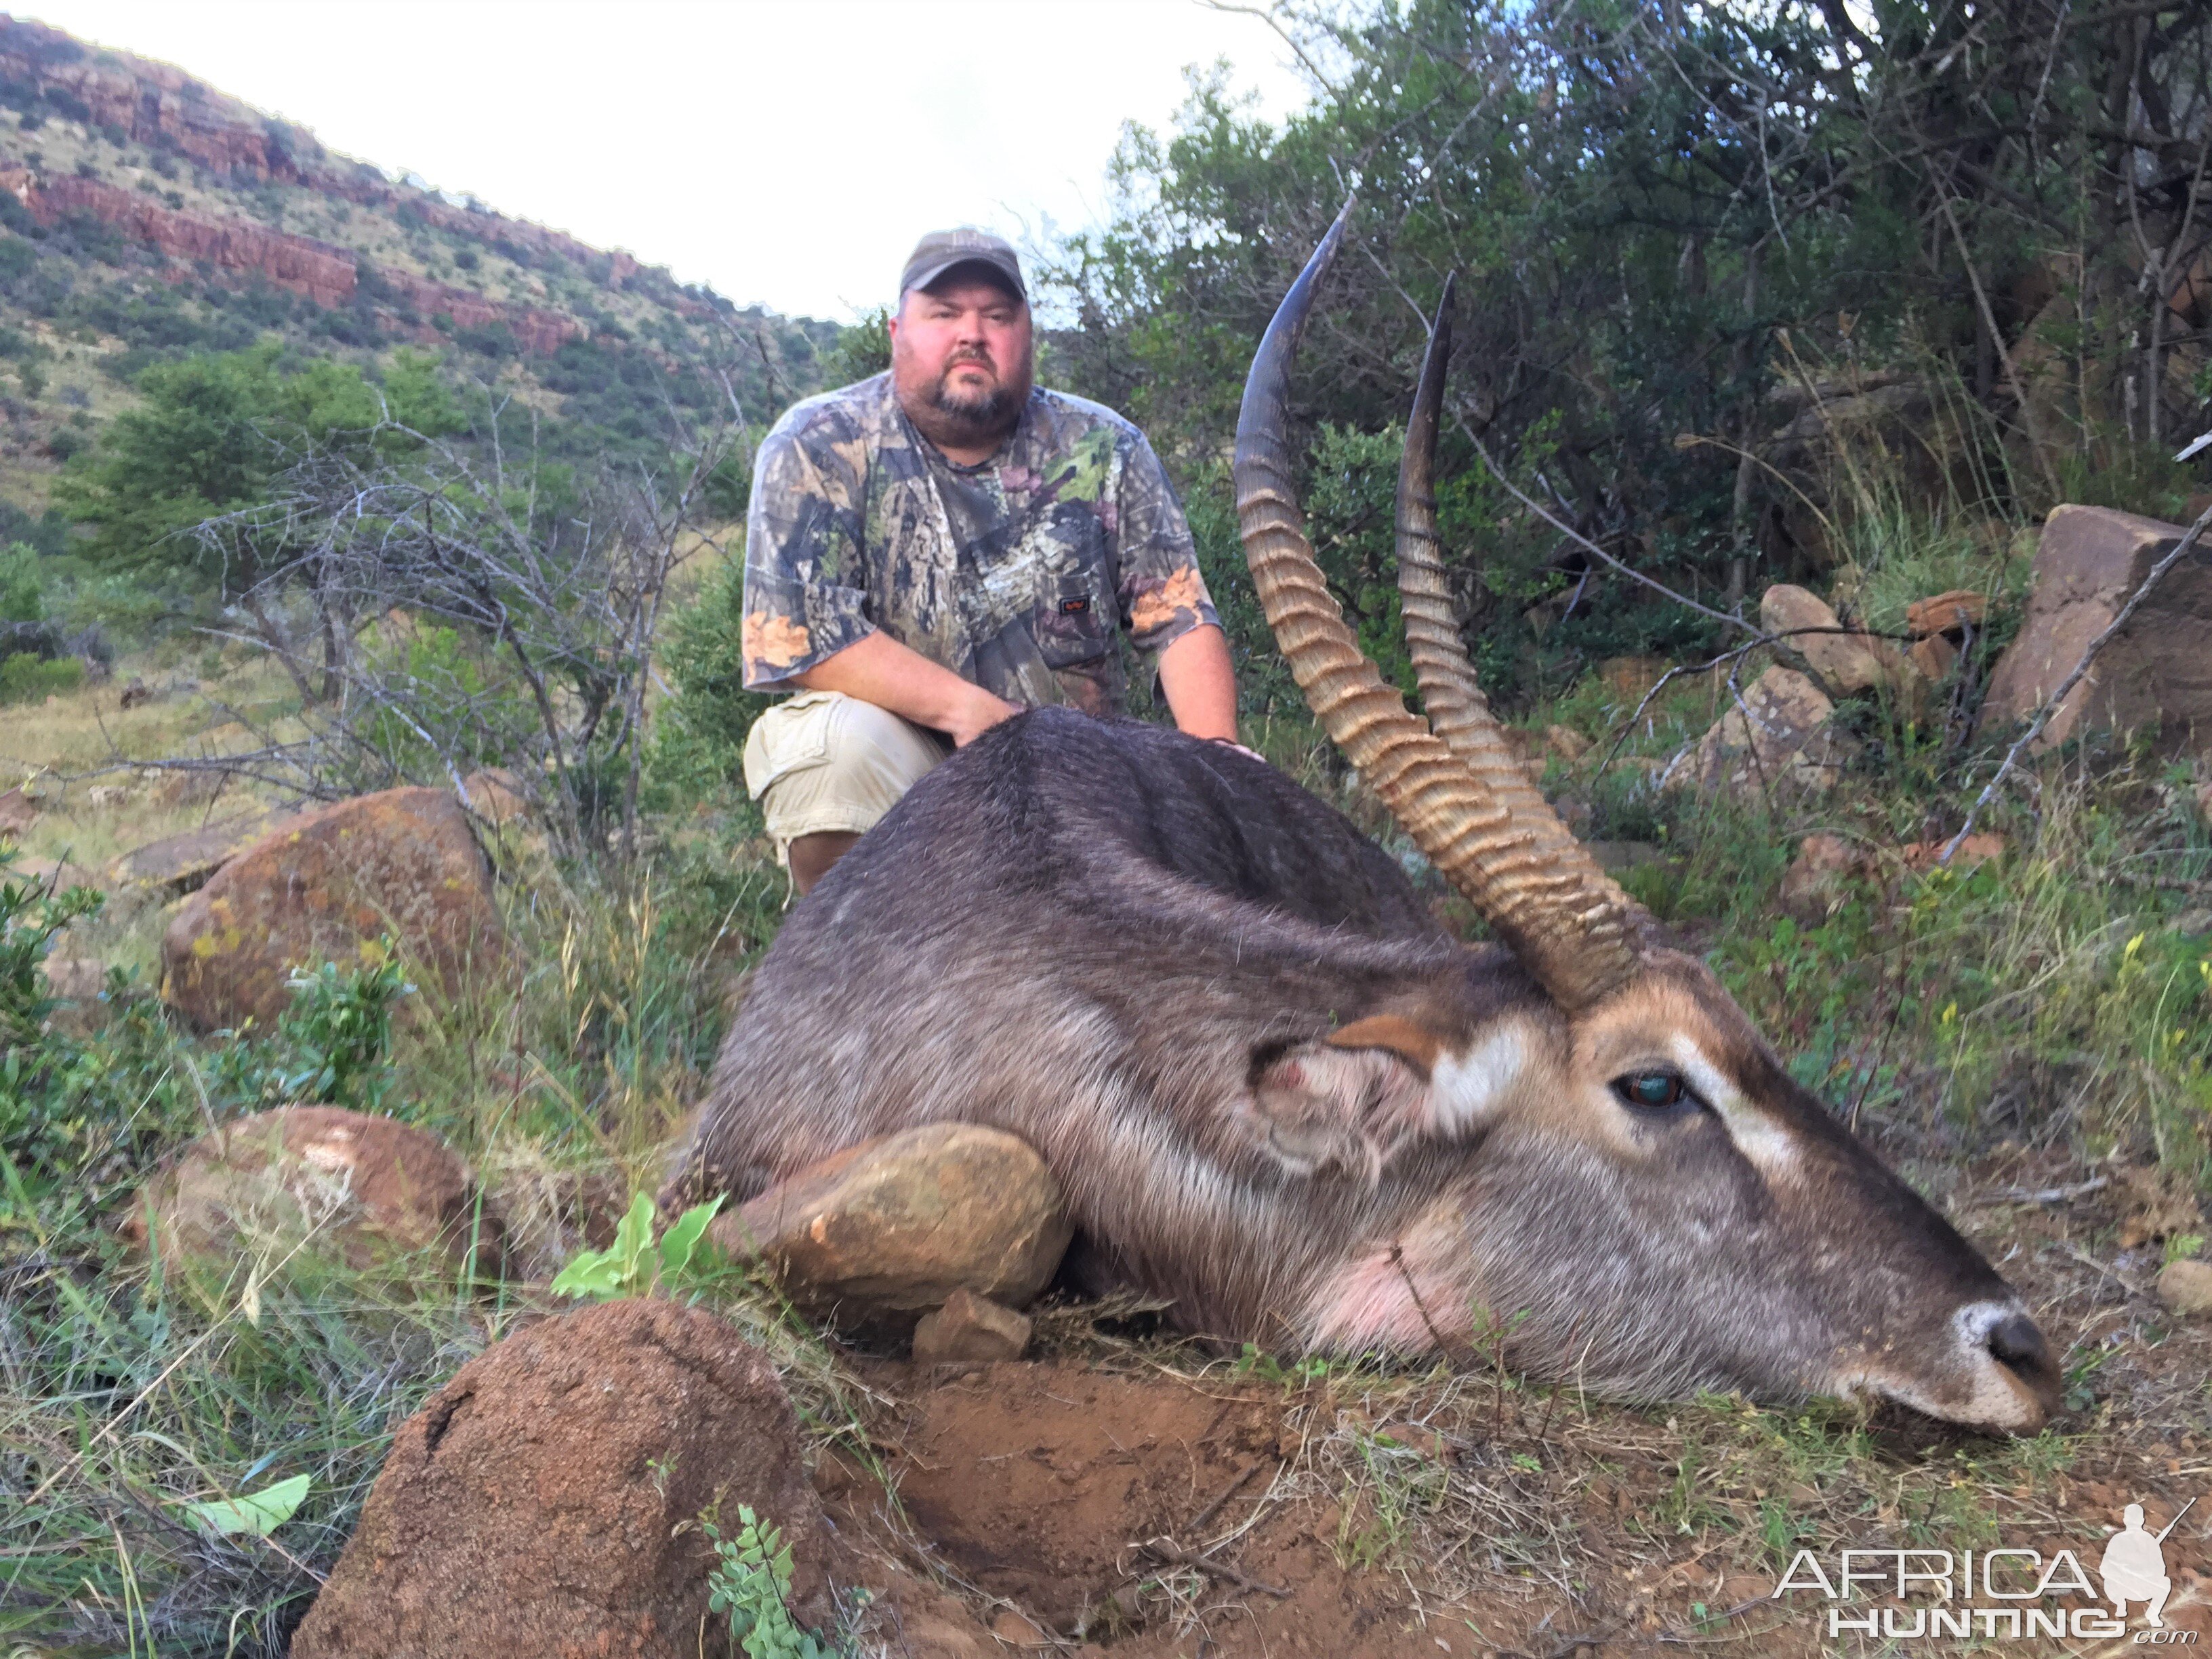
[{"xmin": 17, "ymin": 1, "xmax": 1313, "ymax": 321}]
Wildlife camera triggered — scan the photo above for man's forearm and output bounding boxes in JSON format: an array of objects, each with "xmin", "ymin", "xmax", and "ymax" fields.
[
  {"xmin": 790, "ymin": 630, "xmax": 1018, "ymax": 746},
  {"xmin": 1157, "ymin": 623, "xmax": 1240, "ymax": 743}
]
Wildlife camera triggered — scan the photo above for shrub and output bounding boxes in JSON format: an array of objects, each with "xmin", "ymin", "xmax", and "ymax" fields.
[
  {"xmin": 0, "ymin": 539, "xmax": 44, "ymax": 621},
  {"xmin": 0, "ymin": 651, "xmax": 81, "ymax": 702}
]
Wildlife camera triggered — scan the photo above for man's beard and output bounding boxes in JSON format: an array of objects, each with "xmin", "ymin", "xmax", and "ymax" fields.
[{"xmin": 912, "ymin": 354, "xmax": 1027, "ymax": 450}]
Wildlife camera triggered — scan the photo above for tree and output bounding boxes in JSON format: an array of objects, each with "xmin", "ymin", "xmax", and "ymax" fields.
[{"xmin": 56, "ymin": 346, "xmax": 461, "ymax": 698}]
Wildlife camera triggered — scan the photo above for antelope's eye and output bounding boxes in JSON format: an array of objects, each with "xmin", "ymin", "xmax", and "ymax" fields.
[{"xmin": 1614, "ymin": 1070, "xmax": 1689, "ymax": 1111}]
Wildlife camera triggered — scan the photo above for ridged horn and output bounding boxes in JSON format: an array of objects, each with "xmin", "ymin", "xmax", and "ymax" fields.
[
  {"xmin": 1395, "ymin": 274, "xmax": 1500, "ymax": 755},
  {"xmin": 1233, "ymin": 203, "xmax": 1643, "ymax": 1010}
]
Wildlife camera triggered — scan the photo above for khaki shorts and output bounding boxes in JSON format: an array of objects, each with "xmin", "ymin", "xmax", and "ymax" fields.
[{"xmin": 743, "ymin": 691, "xmax": 951, "ymax": 865}]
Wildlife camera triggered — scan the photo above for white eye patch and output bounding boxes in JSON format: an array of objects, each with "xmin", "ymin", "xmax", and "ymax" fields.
[
  {"xmin": 1666, "ymin": 1035, "xmax": 1798, "ymax": 1175},
  {"xmin": 1427, "ymin": 1025, "xmax": 1527, "ymax": 1134}
]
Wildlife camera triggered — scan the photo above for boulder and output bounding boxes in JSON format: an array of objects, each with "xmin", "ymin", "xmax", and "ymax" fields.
[
  {"xmin": 1981, "ymin": 504, "xmax": 2212, "ymax": 756},
  {"xmin": 1599, "ymin": 655, "xmax": 1670, "ymax": 705},
  {"xmin": 107, "ymin": 808, "xmax": 285, "ymax": 897},
  {"xmin": 1542, "ymin": 724, "xmax": 1592, "ymax": 762},
  {"xmin": 1777, "ymin": 832, "xmax": 1864, "ymax": 926},
  {"xmin": 1759, "ymin": 584, "xmax": 1920, "ymax": 700},
  {"xmin": 1906, "ymin": 589, "xmax": 1988, "ymax": 638},
  {"xmin": 159, "ymin": 787, "xmax": 504, "ymax": 1029},
  {"xmin": 711, "ymin": 1124, "xmax": 1073, "ymax": 1324},
  {"xmin": 0, "ymin": 785, "xmax": 37, "ymax": 836},
  {"xmin": 1898, "ymin": 832, "xmax": 2007, "ymax": 874},
  {"xmin": 457, "ymin": 766, "xmax": 531, "ymax": 828},
  {"xmin": 121, "ymin": 1106, "xmax": 497, "ymax": 1274},
  {"xmin": 1909, "ymin": 633, "xmax": 1961, "ymax": 682},
  {"xmin": 291, "ymin": 1299, "xmax": 830, "ymax": 1658},
  {"xmin": 1675, "ymin": 667, "xmax": 1856, "ymax": 797},
  {"xmin": 41, "ymin": 953, "xmax": 114, "ymax": 1036},
  {"xmin": 14, "ymin": 855, "xmax": 113, "ymax": 897},
  {"xmin": 2158, "ymin": 1258, "xmax": 2212, "ymax": 1318},
  {"xmin": 912, "ymin": 1288, "xmax": 1033, "ymax": 1365}
]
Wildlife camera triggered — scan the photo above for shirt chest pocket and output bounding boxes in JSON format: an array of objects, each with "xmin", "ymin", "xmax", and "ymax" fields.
[{"xmin": 1033, "ymin": 575, "xmax": 1112, "ymax": 669}]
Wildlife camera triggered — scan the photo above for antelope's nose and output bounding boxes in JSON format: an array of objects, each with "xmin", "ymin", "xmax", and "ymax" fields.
[
  {"xmin": 1986, "ymin": 1311, "xmax": 2046, "ymax": 1371},
  {"xmin": 1985, "ymin": 1310, "xmax": 2062, "ymax": 1423}
]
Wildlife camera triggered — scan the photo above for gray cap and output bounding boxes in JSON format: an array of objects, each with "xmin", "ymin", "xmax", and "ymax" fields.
[{"xmin": 899, "ymin": 226, "xmax": 1026, "ymax": 302}]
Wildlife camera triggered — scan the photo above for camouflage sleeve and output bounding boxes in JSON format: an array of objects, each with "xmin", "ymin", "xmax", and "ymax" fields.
[
  {"xmin": 1114, "ymin": 428, "xmax": 1221, "ymax": 656},
  {"xmin": 741, "ymin": 411, "xmax": 875, "ymax": 690}
]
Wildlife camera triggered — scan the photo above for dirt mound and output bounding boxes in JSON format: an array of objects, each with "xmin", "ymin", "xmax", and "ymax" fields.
[
  {"xmin": 292, "ymin": 1298, "xmax": 830, "ymax": 1659},
  {"xmin": 844, "ymin": 1361, "xmax": 1474, "ymax": 1657}
]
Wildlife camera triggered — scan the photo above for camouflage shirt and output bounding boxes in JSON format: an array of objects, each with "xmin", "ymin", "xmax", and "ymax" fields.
[{"xmin": 741, "ymin": 373, "xmax": 1218, "ymax": 715}]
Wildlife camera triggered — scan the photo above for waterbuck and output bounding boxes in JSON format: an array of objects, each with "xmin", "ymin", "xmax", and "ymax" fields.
[{"xmin": 675, "ymin": 205, "xmax": 2061, "ymax": 1433}]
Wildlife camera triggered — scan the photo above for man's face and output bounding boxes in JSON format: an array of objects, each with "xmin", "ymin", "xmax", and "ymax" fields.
[{"xmin": 888, "ymin": 271, "xmax": 1033, "ymax": 450}]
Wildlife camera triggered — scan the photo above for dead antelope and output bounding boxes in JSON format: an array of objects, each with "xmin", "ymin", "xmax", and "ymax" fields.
[{"xmin": 675, "ymin": 205, "xmax": 2061, "ymax": 1432}]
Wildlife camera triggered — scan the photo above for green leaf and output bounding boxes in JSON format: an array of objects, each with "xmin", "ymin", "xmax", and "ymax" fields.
[
  {"xmin": 549, "ymin": 1248, "xmax": 626, "ymax": 1299},
  {"xmin": 659, "ymin": 1194, "xmax": 725, "ymax": 1280},
  {"xmin": 611, "ymin": 1191, "xmax": 655, "ymax": 1279},
  {"xmin": 180, "ymin": 1473, "xmax": 309, "ymax": 1537}
]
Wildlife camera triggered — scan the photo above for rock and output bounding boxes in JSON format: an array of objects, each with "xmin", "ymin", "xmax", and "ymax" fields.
[
  {"xmin": 457, "ymin": 767, "xmax": 531, "ymax": 828},
  {"xmin": 1543, "ymin": 724, "xmax": 1592, "ymax": 762},
  {"xmin": 107, "ymin": 808, "xmax": 285, "ymax": 897},
  {"xmin": 1588, "ymin": 839, "xmax": 1670, "ymax": 874},
  {"xmin": 159, "ymin": 786, "xmax": 504, "ymax": 1030},
  {"xmin": 14, "ymin": 856, "xmax": 114, "ymax": 897},
  {"xmin": 1906, "ymin": 589, "xmax": 1988, "ymax": 638},
  {"xmin": 1759, "ymin": 584, "xmax": 1921, "ymax": 699},
  {"xmin": 913, "ymin": 1288, "xmax": 1033, "ymax": 1365},
  {"xmin": 1909, "ymin": 632, "xmax": 1961, "ymax": 682},
  {"xmin": 291, "ymin": 1299, "xmax": 830, "ymax": 1658},
  {"xmin": 43, "ymin": 954, "xmax": 107, "ymax": 1002},
  {"xmin": 2115, "ymin": 1164, "xmax": 2204, "ymax": 1250},
  {"xmin": 2158, "ymin": 1258, "xmax": 2212, "ymax": 1318},
  {"xmin": 1778, "ymin": 832, "xmax": 1864, "ymax": 925},
  {"xmin": 1599, "ymin": 655, "xmax": 1671, "ymax": 704},
  {"xmin": 0, "ymin": 786, "xmax": 37, "ymax": 836},
  {"xmin": 1899, "ymin": 832, "xmax": 2007, "ymax": 874},
  {"xmin": 711, "ymin": 1124, "xmax": 1073, "ymax": 1325},
  {"xmin": 155, "ymin": 769, "xmax": 230, "ymax": 808},
  {"xmin": 121, "ymin": 1105, "xmax": 497, "ymax": 1274},
  {"xmin": 1981, "ymin": 504, "xmax": 2212, "ymax": 757},
  {"xmin": 1678, "ymin": 667, "xmax": 1856, "ymax": 797},
  {"xmin": 42, "ymin": 953, "xmax": 115, "ymax": 1036}
]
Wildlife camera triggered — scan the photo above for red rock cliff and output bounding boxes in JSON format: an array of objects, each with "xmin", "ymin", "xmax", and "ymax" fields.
[{"xmin": 0, "ymin": 14, "xmax": 651, "ymax": 350}]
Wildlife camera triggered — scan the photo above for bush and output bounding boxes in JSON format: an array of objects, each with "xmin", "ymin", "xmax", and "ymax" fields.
[
  {"xmin": 0, "ymin": 651, "xmax": 81, "ymax": 702},
  {"xmin": 0, "ymin": 539, "xmax": 44, "ymax": 621},
  {"xmin": 649, "ymin": 552, "xmax": 770, "ymax": 811}
]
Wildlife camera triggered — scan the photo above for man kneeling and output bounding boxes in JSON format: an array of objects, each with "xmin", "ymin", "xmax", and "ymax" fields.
[{"xmin": 739, "ymin": 227, "xmax": 1241, "ymax": 894}]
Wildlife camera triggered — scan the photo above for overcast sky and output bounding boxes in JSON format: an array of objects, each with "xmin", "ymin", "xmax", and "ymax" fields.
[{"xmin": 18, "ymin": 1, "xmax": 1313, "ymax": 321}]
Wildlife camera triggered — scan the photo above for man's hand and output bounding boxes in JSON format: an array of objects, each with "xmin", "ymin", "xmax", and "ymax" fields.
[
  {"xmin": 790, "ymin": 629, "xmax": 1020, "ymax": 745},
  {"xmin": 945, "ymin": 684, "xmax": 1022, "ymax": 747}
]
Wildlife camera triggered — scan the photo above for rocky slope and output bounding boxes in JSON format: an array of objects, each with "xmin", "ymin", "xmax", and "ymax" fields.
[{"xmin": 0, "ymin": 14, "xmax": 834, "ymax": 508}]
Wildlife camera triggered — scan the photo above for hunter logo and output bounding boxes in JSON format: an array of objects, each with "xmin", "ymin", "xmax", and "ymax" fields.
[
  {"xmin": 1059, "ymin": 596, "xmax": 1090, "ymax": 615},
  {"xmin": 1771, "ymin": 1497, "xmax": 2200, "ymax": 1643}
]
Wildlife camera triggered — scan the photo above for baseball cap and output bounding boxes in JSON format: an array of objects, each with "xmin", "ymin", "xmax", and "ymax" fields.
[{"xmin": 899, "ymin": 227, "xmax": 1027, "ymax": 302}]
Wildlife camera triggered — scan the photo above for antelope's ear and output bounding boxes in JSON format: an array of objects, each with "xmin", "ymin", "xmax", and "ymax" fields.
[
  {"xmin": 1247, "ymin": 1021, "xmax": 1446, "ymax": 1182},
  {"xmin": 1323, "ymin": 1013, "xmax": 1443, "ymax": 1077}
]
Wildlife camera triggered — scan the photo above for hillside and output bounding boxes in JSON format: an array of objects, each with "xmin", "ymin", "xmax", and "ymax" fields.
[{"xmin": 0, "ymin": 13, "xmax": 835, "ymax": 519}]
